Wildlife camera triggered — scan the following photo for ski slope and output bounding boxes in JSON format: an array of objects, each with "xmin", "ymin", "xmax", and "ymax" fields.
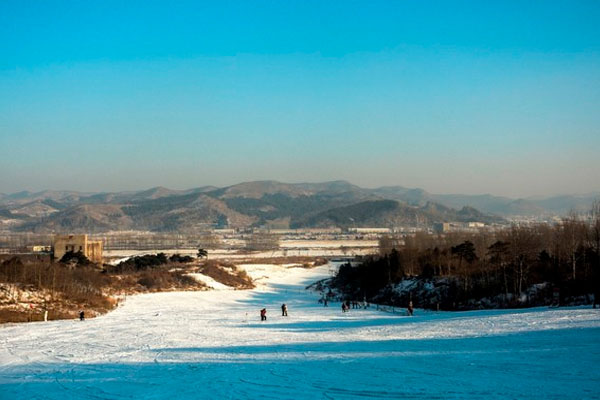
[{"xmin": 1, "ymin": 264, "xmax": 599, "ymax": 399}]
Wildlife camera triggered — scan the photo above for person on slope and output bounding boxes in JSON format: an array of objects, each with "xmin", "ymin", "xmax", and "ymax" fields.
[
  {"xmin": 341, "ymin": 303, "xmax": 347, "ymax": 313},
  {"xmin": 79, "ymin": 310, "xmax": 85, "ymax": 321},
  {"xmin": 281, "ymin": 304, "xmax": 288, "ymax": 316},
  {"xmin": 260, "ymin": 308, "xmax": 267, "ymax": 321},
  {"xmin": 407, "ymin": 301, "xmax": 414, "ymax": 316}
]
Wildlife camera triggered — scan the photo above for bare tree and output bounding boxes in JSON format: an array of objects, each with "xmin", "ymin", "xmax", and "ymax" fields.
[
  {"xmin": 197, "ymin": 233, "xmax": 223, "ymax": 250},
  {"xmin": 591, "ymin": 200, "xmax": 600, "ymax": 260},
  {"xmin": 488, "ymin": 240, "xmax": 510, "ymax": 301},
  {"xmin": 590, "ymin": 200, "xmax": 600, "ymax": 307},
  {"xmin": 378, "ymin": 234, "xmax": 402, "ymax": 256},
  {"xmin": 560, "ymin": 212, "xmax": 586, "ymax": 280},
  {"xmin": 451, "ymin": 241, "xmax": 478, "ymax": 293},
  {"xmin": 244, "ymin": 233, "xmax": 280, "ymax": 252},
  {"xmin": 506, "ymin": 225, "xmax": 540, "ymax": 297}
]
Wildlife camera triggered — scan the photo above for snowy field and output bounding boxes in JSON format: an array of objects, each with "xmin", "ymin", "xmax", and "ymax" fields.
[{"xmin": 1, "ymin": 264, "xmax": 599, "ymax": 399}]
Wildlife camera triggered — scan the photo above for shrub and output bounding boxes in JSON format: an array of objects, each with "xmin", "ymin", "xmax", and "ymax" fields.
[
  {"xmin": 59, "ymin": 251, "xmax": 92, "ymax": 266},
  {"xmin": 136, "ymin": 269, "xmax": 204, "ymax": 291},
  {"xmin": 169, "ymin": 254, "xmax": 194, "ymax": 263},
  {"xmin": 112, "ymin": 253, "xmax": 169, "ymax": 272}
]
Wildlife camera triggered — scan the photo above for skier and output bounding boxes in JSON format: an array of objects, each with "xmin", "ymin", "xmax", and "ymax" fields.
[
  {"xmin": 79, "ymin": 310, "xmax": 85, "ymax": 321},
  {"xmin": 281, "ymin": 304, "xmax": 288, "ymax": 316},
  {"xmin": 407, "ymin": 301, "xmax": 414, "ymax": 316},
  {"xmin": 260, "ymin": 308, "xmax": 267, "ymax": 321},
  {"xmin": 341, "ymin": 303, "xmax": 347, "ymax": 313}
]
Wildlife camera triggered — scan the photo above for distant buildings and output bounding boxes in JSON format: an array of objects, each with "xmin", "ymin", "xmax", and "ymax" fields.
[
  {"xmin": 348, "ymin": 227, "xmax": 391, "ymax": 234},
  {"xmin": 53, "ymin": 234, "xmax": 103, "ymax": 264},
  {"xmin": 467, "ymin": 222, "xmax": 486, "ymax": 228},
  {"xmin": 433, "ymin": 222, "xmax": 488, "ymax": 233},
  {"xmin": 31, "ymin": 245, "xmax": 52, "ymax": 253},
  {"xmin": 266, "ymin": 228, "xmax": 343, "ymax": 235}
]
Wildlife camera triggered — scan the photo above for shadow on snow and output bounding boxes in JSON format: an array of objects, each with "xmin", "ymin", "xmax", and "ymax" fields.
[{"xmin": 3, "ymin": 328, "xmax": 599, "ymax": 400}]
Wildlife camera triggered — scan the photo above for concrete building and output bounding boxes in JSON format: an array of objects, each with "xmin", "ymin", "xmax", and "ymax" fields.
[
  {"xmin": 433, "ymin": 222, "xmax": 452, "ymax": 234},
  {"xmin": 53, "ymin": 234, "xmax": 103, "ymax": 264}
]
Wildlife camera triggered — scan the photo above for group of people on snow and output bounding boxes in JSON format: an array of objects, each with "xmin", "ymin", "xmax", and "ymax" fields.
[
  {"xmin": 341, "ymin": 299, "xmax": 414, "ymax": 315},
  {"xmin": 260, "ymin": 299, "xmax": 415, "ymax": 320},
  {"xmin": 319, "ymin": 297, "xmax": 329, "ymax": 306},
  {"xmin": 341, "ymin": 300, "xmax": 368, "ymax": 312},
  {"xmin": 259, "ymin": 304, "xmax": 289, "ymax": 321}
]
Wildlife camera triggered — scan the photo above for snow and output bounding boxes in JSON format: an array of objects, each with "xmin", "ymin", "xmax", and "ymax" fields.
[
  {"xmin": 1, "ymin": 264, "xmax": 599, "ymax": 399},
  {"xmin": 237, "ymin": 263, "xmax": 308, "ymax": 288},
  {"xmin": 186, "ymin": 273, "xmax": 233, "ymax": 290}
]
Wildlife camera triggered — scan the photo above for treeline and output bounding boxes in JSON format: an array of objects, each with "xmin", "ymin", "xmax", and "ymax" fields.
[
  {"xmin": 109, "ymin": 253, "xmax": 194, "ymax": 273},
  {"xmin": 333, "ymin": 205, "xmax": 600, "ymax": 310},
  {"xmin": 0, "ymin": 252, "xmax": 204, "ymax": 322},
  {"xmin": 0, "ymin": 257, "xmax": 112, "ymax": 311}
]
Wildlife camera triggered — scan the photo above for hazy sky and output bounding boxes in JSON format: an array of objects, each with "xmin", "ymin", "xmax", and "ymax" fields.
[{"xmin": 1, "ymin": 1, "xmax": 599, "ymax": 198}]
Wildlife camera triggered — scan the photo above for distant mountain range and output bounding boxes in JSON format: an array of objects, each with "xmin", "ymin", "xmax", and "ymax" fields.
[{"xmin": 0, "ymin": 181, "xmax": 597, "ymax": 233}]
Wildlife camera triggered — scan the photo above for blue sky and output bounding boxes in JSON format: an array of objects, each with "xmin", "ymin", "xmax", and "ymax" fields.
[{"xmin": 1, "ymin": 1, "xmax": 599, "ymax": 197}]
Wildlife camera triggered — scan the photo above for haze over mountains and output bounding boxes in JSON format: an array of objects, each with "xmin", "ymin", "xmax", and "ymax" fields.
[{"xmin": 0, "ymin": 181, "xmax": 597, "ymax": 233}]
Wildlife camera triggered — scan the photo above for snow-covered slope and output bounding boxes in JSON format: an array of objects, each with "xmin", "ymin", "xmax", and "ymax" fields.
[{"xmin": 1, "ymin": 264, "xmax": 599, "ymax": 399}]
